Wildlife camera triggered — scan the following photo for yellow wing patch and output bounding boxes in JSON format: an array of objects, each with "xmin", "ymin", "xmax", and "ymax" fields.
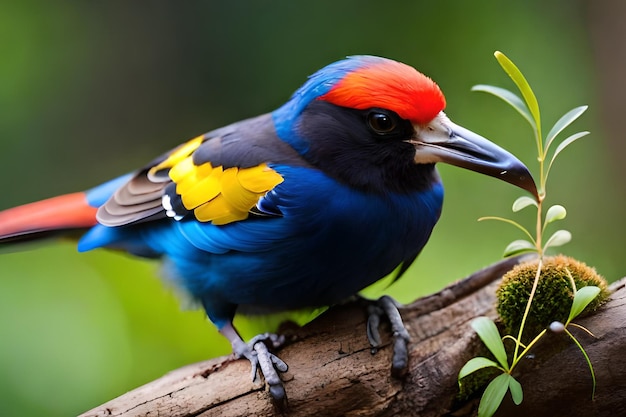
[
  {"xmin": 169, "ymin": 157, "xmax": 283, "ymax": 226},
  {"xmin": 146, "ymin": 134, "xmax": 283, "ymax": 225},
  {"xmin": 148, "ymin": 135, "xmax": 205, "ymax": 181}
]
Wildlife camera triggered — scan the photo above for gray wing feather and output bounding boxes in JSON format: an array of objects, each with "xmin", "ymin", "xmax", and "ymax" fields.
[{"xmin": 96, "ymin": 113, "xmax": 306, "ymax": 227}]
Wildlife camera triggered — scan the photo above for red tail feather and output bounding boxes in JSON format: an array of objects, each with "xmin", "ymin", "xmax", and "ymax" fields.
[{"xmin": 0, "ymin": 192, "xmax": 98, "ymax": 241}]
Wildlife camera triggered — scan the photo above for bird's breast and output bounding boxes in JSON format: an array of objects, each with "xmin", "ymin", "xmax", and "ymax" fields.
[{"xmin": 170, "ymin": 166, "xmax": 445, "ymax": 310}]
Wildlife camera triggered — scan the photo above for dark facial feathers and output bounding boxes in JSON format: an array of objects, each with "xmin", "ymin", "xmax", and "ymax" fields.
[{"xmin": 296, "ymin": 101, "xmax": 439, "ymax": 194}]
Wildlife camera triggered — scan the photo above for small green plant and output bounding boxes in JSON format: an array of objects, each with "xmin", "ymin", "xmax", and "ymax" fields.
[{"xmin": 458, "ymin": 51, "xmax": 607, "ymax": 417}]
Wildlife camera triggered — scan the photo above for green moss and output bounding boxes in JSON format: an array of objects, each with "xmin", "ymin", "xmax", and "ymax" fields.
[
  {"xmin": 497, "ymin": 255, "xmax": 609, "ymax": 339},
  {"xmin": 457, "ymin": 366, "xmax": 501, "ymax": 401}
]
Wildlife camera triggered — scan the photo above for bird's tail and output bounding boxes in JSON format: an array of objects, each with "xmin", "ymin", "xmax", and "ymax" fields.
[
  {"xmin": 0, "ymin": 173, "xmax": 133, "ymax": 245},
  {"xmin": 0, "ymin": 192, "xmax": 98, "ymax": 244}
]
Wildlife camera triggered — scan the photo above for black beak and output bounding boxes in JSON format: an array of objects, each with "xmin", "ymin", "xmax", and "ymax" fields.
[{"xmin": 411, "ymin": 114, "xmax": 538, "ymax": 199}]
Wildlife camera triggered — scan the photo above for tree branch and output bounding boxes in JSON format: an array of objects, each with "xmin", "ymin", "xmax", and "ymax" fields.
[{"xmin": 80, "ymin": 256, "xmax": 626, "ymax": 417}]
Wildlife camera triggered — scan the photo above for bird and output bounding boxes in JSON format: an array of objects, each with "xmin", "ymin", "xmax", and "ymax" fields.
[{"xmin": 0, "ymin": 55, "xmax": 537, "ymax": 400}]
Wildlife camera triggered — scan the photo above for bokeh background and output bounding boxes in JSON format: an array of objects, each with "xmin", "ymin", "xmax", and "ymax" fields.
[{"xmin": 1, "ymin": 1, "xmax": 624, "ymax": 415}]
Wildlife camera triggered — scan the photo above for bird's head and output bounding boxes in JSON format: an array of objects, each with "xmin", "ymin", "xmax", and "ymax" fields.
[{"xmin": 273, "ymin": 55, "xmax": 538, "ymax": 199}]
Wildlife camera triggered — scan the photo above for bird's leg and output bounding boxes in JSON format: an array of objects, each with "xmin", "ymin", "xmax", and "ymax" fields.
[
  {"xmin": 219, "ymin": 323, "xmax": 288, "ymax": 400},
  {"xmin": 366, "ymin": 295, "xmax": 411, "ymax": 377}
]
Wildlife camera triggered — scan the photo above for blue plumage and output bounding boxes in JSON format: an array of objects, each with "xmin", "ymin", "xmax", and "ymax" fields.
[{"xmin": 79, "ymin": 165, "xmax": 443, "ymax": 323}]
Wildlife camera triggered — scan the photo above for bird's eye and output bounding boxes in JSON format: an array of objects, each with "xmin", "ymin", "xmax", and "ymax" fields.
[{"xmin": 367, "ymin": 111, "xmax": 397, "ymax": 134}]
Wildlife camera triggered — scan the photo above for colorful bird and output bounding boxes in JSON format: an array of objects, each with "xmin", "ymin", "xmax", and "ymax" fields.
[{"xmin": 0, "ymin": 55, "xmax": 537, "ymax": 400}]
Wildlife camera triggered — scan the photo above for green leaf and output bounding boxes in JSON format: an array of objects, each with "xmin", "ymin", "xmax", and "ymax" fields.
[
  {"xmin": 459, "ymin": 357, "xmax": 502, "ymax": 381},
  {"xmin": 494, "ymin": 51, "xmax": 541, "ymax": 131},
  {"xmin": 471, "ymin": 317, "xmax": 509, "ymax": 371},
  {"xmin": 545, "ymin": 205, "xmax": 567, "ymax": 225},
  {"xmin": 512, "ymin": 196, "xmax": 538, "ymax": 212},
  {"xmin": 478, "ymin": 373, "xmax": 511, "ymax": 417},
  {"xmin": 544, "ymin": 229, "xmax": 572, "ymax": 250},
  {"xmin": 472, "ymin": 84, "xmax": 535, "ymax": 129},
  {"xmin": 545, "ymin": 105, "xmax": 588, "ymax": 154},
  {"xmin": 548, "ymin": 131, "xmax": 590, "ymax": 172},
  {"xmin": 504, "ymin": 239, "xmax": 536, "ymax": 257},
  {"xmin": 568, "ymin": 286, "xmax": 601, "ymax": 323},
  {"xmin": 508, "ymin": 375, "xmax": 523, "ymax": 405}
]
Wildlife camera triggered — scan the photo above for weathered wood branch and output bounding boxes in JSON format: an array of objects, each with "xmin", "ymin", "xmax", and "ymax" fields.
[{"xmin": 81, "ymin": 256, "xmax": 626, "ymax": 417}]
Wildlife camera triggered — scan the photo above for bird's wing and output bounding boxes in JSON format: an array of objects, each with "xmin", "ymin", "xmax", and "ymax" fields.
[{"xmin": 96, "ymin": 113, "xmax": 306, "ymax": 227}]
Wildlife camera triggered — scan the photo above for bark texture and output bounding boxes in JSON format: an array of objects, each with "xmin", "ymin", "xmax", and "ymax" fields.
[{"xmin": 80, "ymin": 256, "xmax": 626, "ymax": 417}]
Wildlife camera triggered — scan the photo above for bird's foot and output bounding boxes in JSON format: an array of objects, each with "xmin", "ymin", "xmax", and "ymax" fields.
[
  {"xmin": 231, "ymin": 333, "xmax": 289, "ymax": 401},
  {"xmin": 366, "ymin": 295, "xmax": 411, "ymax": 377}
]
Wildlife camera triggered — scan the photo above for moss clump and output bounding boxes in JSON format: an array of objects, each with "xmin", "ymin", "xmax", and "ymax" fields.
[{"xmin": 497, "ymin": 255, "xmax": 609, "ymax": 339}]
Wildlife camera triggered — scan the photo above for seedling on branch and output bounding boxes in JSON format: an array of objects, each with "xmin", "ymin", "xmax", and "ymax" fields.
[{"xmin": 458, "ymin": 51, "xmax": 609, "ymax": 417}]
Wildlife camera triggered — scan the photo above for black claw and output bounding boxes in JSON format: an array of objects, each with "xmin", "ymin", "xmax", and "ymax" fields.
[
  {"xmin": 391, "ymin": 333, "xmax": 409, "ymax": 378},
  {"xmin": 379, "ymin": 295, "xmax": 411, "ymax": 343},
  {"xmin": 269, "ymin": 384, "xmax": 286, "ymax": 402},
  {"xmin": 366, "ymin": 304, "xmax": 383, "ymax": 351},
  {"xmin": 366, "ymin": 295, "xmax": 411, "ymax": 377}
]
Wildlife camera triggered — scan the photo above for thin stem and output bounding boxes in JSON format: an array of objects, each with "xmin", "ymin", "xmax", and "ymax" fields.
[
  {"xmin": 565, "ymin": 268, "xmax": 577, "ymax": 294},
  {"xmin": 510, "ymin": 328, "xmax": 547, "ymax": 372},
  {"xmin": 535, "ymin": 126, "xmax": 545, "ymax": 196},
  {"xmin": 479, "ymin": 216, "xmax": 537, "ymax": 246},
  {"xmin": 567, "ymin": 323, "xmax": 597, "ymax": 338},
  {"xmin": 564, "ymin": 327, "xmax": 597, "ymax": 399},
  {"xmin": 534, "ymin": 116, "xmax": 546, "ymax": 253},
  {"xmin": 502, "ymin": 334, "xmax": 526, "ymax": 348},
  {"xmin": 513, "ymin": 257, "xmax": 544, "ymax": 362},
  {"xmin": 534, "ymin": 197, "xmax": 545, "ymax": 255}
]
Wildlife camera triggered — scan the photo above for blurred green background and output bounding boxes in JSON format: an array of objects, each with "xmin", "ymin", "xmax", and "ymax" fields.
[{"xmin": 0, "ymin": 1, "xmax": 624, "ymax": 416}]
